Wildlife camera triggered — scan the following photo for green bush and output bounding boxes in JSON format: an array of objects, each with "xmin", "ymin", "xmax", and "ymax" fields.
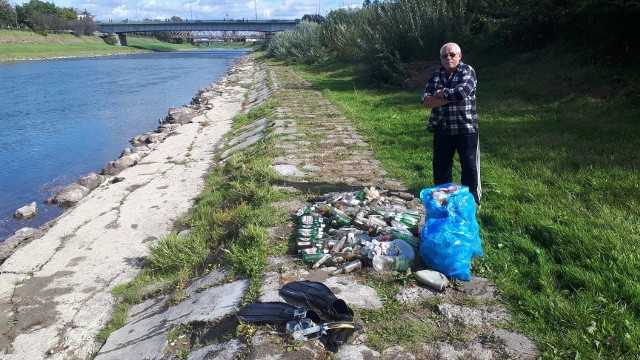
[
  {"xmin": 266, "ymin": 20, "xmax": 326, "ymax": 64},
  {"xmin": 103, "ymin": 34, "xmax": 118, "ymax": 45}
]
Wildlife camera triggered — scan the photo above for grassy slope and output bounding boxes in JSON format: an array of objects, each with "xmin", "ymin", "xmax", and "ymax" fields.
[{"xmin": 295, "ymin": 48, "xmax": 640, "ymax": 359}]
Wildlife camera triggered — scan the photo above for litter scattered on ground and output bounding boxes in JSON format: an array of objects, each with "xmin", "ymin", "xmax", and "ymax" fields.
[{"xmin": 292, "ymin": 186, "xmax": 423, "ymax": 274}]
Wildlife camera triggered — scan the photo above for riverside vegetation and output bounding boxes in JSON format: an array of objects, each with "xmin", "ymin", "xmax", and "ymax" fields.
[{"xmin": 3, "ymin": 1, "xmax": 640, "ymax": 358}]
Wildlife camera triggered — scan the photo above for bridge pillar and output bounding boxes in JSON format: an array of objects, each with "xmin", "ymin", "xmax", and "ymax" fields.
[{"xmin": 117, "ymin": 33, "xmax": 128, "ymax": 47}]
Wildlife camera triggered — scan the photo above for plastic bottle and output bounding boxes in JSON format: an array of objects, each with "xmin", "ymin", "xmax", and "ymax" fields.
[
  {"xmin": 431, "ymin": 191, "xmax": 449, "ymax": 206},
  {"xmin": 372, "ymin": 254, "xmax": 412, "ymax": 271}
]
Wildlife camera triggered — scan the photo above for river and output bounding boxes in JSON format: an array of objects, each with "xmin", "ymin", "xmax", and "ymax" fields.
[{"xmin": 0, "ymin": 49, "xmax": 250, "ymax": 242}]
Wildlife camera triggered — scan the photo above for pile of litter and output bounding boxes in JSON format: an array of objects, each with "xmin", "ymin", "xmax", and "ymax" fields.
[
  {"xmin": 292, "ymin": 184, "xmax": 484, "ymax": 282},
  {"xmin": 292, "ymin": 187, "xmax": 422, "ymax": 273}
]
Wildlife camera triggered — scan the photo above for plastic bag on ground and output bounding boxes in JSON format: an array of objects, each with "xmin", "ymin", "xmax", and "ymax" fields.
[
  {"xmin": 419, "ymin": 183, "xmax": 482, "ymax": 281},
  {"xmin": 366, "ymin": 239, "xmax": 415, "ymax": 271}
]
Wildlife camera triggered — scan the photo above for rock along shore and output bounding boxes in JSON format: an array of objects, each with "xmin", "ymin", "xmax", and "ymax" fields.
[{"xmin": 0, "ymin": 55, "xmax": 256, "ymax": 359}]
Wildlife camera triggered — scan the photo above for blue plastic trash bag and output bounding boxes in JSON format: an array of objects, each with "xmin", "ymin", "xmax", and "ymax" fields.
[{"xmin": 419, "ymin": 183, "xmax": 483, "ymax": 281}]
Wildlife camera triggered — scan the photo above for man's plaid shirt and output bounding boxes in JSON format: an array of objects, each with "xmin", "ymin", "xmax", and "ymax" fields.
[{"xmin": 421, "ymin": 62, "xmax": 478, "ymax": 135}]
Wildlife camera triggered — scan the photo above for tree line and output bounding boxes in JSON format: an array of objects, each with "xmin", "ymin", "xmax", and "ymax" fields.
[
  {"xmin": 268, "ymin": 0, "xmax": 639, "ymax": 85},
  {"xmin": 0, "ymin": 0, "xmax": 96, "ymax": 36}
]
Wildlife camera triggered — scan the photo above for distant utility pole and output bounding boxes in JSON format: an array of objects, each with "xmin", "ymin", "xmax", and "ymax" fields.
[
  {"xmin": 13, "ymin": 2, "xmax": 18, "ymax": 27},
  {"xmin": 254, "ymin": 0, "xmax": 257, "ymax": 20}
]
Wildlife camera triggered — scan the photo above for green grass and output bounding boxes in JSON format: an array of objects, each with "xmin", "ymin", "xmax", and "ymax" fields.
[{"xmin": 294, "ymin": 47, "xmax": 640, "ymax": 359}]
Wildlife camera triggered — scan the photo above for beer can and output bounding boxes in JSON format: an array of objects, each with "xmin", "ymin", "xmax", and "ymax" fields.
[
  {"xmin": 297, "ymin": 227, "xmax": 323, "ymax": 237},
  {"xmin": 298, "ymin": 215, "xmax": 323, "ymax": 226}
]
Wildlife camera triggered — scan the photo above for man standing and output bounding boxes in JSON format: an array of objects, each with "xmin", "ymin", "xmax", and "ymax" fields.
[{"xmin": 422, "ymin": 42, "xmax": 481, "ymax": 205}]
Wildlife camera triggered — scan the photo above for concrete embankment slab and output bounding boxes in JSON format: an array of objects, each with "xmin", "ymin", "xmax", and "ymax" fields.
[
  {"xmin": 94, "ymin": 271, "xmax": 248, "ymax": 360},
  {"xmin": 0, "ymin": 57, "xmax": 254, "ymax": 360}
]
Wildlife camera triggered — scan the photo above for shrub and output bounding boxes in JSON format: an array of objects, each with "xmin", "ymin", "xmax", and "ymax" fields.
[
  {"xmin": 103, "ymin": 35, "xmax": 118, "ymax": 45},
  {"xmin": 266, "ymin": 20, "xmax": 326, "ymax": 64}
]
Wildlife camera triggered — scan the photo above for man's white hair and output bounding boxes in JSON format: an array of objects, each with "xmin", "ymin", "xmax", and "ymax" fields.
[{"xmin": 440, "ymin": 42, "xmax": 461, "ymax": 55}]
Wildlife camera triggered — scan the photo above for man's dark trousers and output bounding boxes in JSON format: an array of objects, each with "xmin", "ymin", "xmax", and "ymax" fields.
[{"xmin": 432, "ymin": 131, "xmax": 481, "ymax": 204}]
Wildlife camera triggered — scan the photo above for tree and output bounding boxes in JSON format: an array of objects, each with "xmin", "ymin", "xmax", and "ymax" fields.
[
  {"xmin": 72, "ymin": 11, "xmax": 97, "ymax": 36},
  {"xmin": 0, "ymin": 0, "xmax": 17, "ymax": 27},
  {"xmin": 153, "ymin": 31, "xmax": 172, "ymax": 42},
  {"xmin": 301, "ymin": 14, "xmax": 325, "ymax": 23},
  {"xmin": 29, "ymin": 12, "xmax": 57, "ymax": 35},
  {"xmin": 16, "ymin": 0, "xmax": 57, "ymax": 27},
  {"xmin": 57, "ymin": 7, "xmax": 76, "ymax": 22},
  {"xmin": 170, "ymin": 16, "xmax": 182, "ymax": 22}
]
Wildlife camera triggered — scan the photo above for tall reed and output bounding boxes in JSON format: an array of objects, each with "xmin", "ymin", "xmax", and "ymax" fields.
[
  {"xmin": 266, "ymin": 21, "xmax": 326, "ymax": 65},
  {"xmin": 323, "ymin": 0, "xmax": 470, "ymax": 84}
]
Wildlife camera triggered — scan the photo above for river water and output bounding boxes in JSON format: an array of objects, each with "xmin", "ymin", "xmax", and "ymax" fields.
[{"xmin": 0, "ymin": 49, "xmax": 250, "ymax": 242}]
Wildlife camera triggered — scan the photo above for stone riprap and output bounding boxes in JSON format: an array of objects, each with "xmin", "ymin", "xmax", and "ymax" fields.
[{"xmin": 12, "ymin": 202, "xmax": 37, "ymax": 220}]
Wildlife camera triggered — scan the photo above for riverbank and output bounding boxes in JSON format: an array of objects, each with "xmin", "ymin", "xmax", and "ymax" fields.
[
  {"xmin": 0, "ymin": 55, "xmax": 255, "ymax": 359},
  {"xmin": 0, "ymin": 51, "xmax": 541, "ymax": 359},
  {"xmin": 0, "ymin": 29, "xmax": 258, "ymax": 61},
  {"xmin": 4, "ymin": 33, "xmax": 638, "ymax": 357}
]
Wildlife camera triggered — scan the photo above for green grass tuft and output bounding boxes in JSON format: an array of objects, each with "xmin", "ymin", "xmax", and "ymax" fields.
[{"xmin": 146, "ymin": 233, "xmax": 210, "ymax": 275}]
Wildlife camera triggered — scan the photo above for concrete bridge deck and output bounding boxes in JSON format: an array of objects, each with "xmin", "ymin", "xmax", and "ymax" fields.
[{"xmin": 98, "ymin": 20, "xmax": 299, "ymax": 34}]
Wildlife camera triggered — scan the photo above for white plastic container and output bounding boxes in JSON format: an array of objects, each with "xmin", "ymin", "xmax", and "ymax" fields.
[{"xmin": 415, "ymin": 269, "xmax": 449, "ymax": 291}]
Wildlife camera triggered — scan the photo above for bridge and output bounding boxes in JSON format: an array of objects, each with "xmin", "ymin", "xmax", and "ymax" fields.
[{"xmin": 97, "ymin": 20, "xmax": 300, "ymax": 46}]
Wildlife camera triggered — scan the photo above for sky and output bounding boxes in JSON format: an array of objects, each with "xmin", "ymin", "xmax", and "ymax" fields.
[{"xmin": 31, "ymin": 0, "xmax": 363, "ymax": 22}]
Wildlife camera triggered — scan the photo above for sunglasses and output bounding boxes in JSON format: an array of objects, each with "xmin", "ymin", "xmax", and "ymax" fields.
[{"xmin": 441, "ymin": 52, "xmax": 459, "ymax": 59}]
